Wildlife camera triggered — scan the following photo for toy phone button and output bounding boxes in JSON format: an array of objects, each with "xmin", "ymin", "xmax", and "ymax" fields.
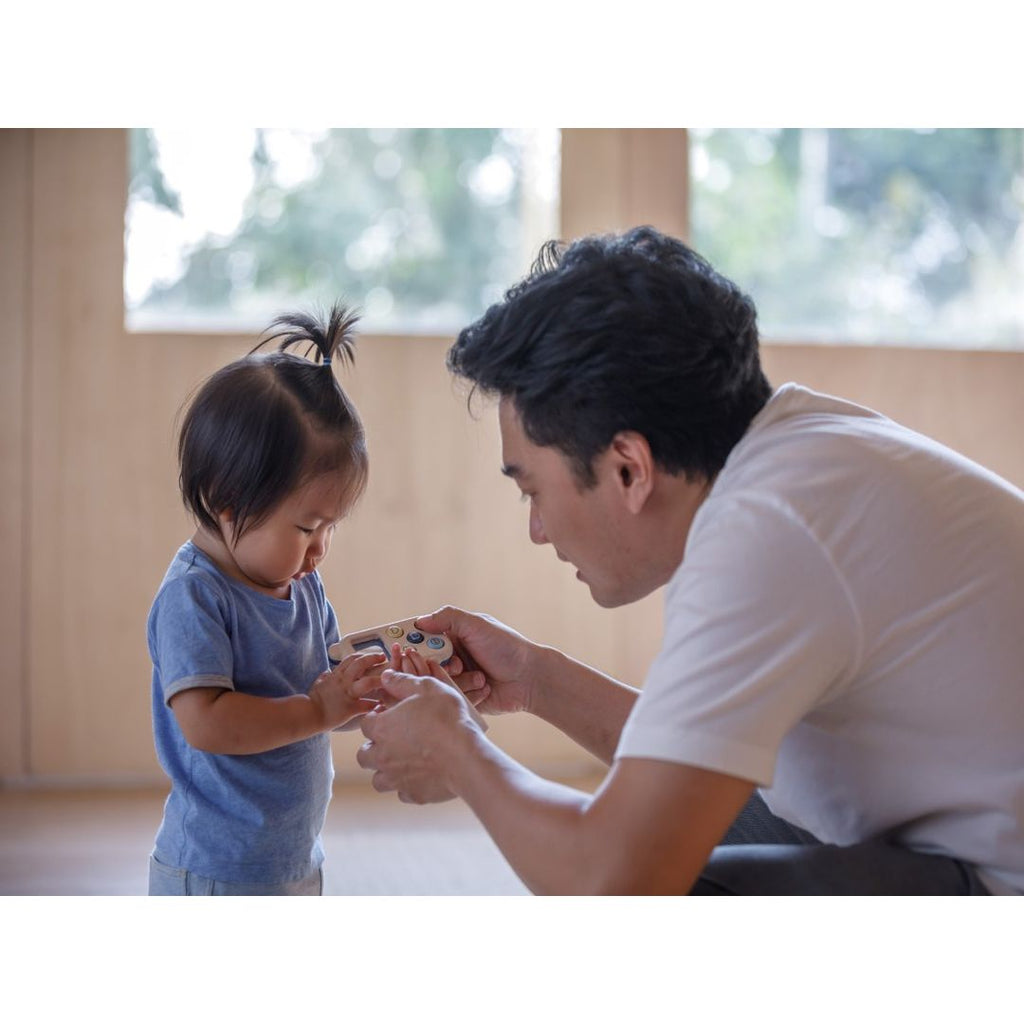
[
  {"xmin": 386, "ymin": 626, "xmax": 405, "ymax": 638},
  {"xmin": 406, "ymin": 631, "xmax": 425, "ymax": 644},
  {"xmin": 427, "ymin": 636, "xmax": 445, "ymax": 650}
]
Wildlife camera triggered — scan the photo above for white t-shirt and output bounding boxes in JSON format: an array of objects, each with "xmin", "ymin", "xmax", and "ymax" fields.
[{"xmin": 616, "ymin": 383, "xmax": 1024, "ymax": 894}]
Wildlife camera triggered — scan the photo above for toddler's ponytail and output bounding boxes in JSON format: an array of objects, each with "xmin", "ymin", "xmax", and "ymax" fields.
[{"xmin": 256, "ymin": 303, "xmax": 360, "ymax": 371}]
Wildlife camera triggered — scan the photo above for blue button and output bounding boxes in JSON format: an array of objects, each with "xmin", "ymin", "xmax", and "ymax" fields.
[
  {"xmin": 407, "ymin": 631, "xmax": 424, "ymax": 644},
  {"xmin": 427, "ymin": 636, "xmax": 445, "ymax": 649}
]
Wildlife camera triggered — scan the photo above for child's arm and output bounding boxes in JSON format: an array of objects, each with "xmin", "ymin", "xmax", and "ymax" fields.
[{"xmin": 169, "ymin": 651, "xmax": 386, "ymax": 755}]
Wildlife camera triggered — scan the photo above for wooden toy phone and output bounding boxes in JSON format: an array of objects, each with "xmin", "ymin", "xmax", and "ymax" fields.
[{"xmin": 328, "ymin": 616, "xmax": 454, "ymax": 666}]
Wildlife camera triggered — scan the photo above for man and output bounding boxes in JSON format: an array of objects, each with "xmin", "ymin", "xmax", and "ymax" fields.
[{"xmin": 357, "ymin": 226, "xmax": 1024, "ymax": 895}]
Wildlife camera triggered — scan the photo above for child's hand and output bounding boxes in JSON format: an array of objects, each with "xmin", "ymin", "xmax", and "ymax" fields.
[
  {"xmin": 308, "ymin": 651, "xmax": 388, "ymax": 732},
  {"xmin": 381, "ymin": 643, "xmax": 487, "ymax": 732},
  {"xmin": 374, "ymin": 642, "xmax": 450, "ymax": 704},
  {"xmin": 390, "ymin": 641, "xmax": 449, "ymax": 680}
]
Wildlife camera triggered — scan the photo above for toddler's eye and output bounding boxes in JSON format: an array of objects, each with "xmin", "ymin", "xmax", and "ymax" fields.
[{"xmin": 298, "ymin": 526, "xmax": 314, "ymax": 535}]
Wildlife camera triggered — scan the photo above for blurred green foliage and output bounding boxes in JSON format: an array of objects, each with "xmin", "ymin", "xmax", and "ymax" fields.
[
  {"xmin": 129, "ymin": 128, "xmax": 547, "ymax": 332},
  {"xmin": 129, "ymin": 128, "xmax": 1022, "ymax": 347},
  {"xmin": 691, "ymin": 129, "xmax": 1024, "ymax": 347}
]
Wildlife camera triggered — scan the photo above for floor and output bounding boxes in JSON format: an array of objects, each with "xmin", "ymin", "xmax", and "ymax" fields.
[{"xmin": 0, "ymin": 781, "xmax": 603, "ymax": 896}]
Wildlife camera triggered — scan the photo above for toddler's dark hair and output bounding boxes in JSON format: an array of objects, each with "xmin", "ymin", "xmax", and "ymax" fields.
[{"xmin": 178, "ymin": 303, "xmax": 368, "ymax": 542}]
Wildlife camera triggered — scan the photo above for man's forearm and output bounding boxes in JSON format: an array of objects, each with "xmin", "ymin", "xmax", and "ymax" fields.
[
  {"xmin": 463, "ymin": 651, "xmax": 640, "ymax": 891},
  {"xmin": 527, "ymin": 646, "xmax": 639, "ymax": 764},
  {"xmin": 447, "ymin": 729, "xmax": 605, "ymax": 894},
  {"xmin": 445, "ymin": 728, "xmax": 751, "ymax": 896}
]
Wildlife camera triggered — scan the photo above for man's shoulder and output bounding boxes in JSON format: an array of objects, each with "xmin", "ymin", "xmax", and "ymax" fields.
[
  {"xmin": 756, "ymin": 383, "xmax": 888, "ymax": 427},
  {"xmin": 744, "ymin": 385, "xmax": 895, "ymax": 452},
  {"xmin": 722, "ymin": 384, "xmax": 932, "ymax": 494}
]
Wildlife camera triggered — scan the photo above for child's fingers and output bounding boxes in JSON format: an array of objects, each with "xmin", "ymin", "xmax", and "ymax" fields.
[
  {"xmin": 425, "ymin": 657, "xmax": 455, "ymax": 685},
  {"xmin": 349, "ymin": 674, "xmax": 385, "ymax": 699},
  {"xmin": 337, "ymin": 649, "xmax": 387, "ymax": 669},
  {"xmin": 338, "ymin": 650, "xmax": 388, "ymax": 681},
  {"xmin": 400, "ymin": 647, "xmax": 430, "ymax": 675},
  {"xmin": 396, "ymin": 651, "xmax": 458, "ymax": 688}
]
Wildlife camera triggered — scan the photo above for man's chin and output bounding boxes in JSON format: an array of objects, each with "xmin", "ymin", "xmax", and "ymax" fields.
[
  {"xmin": 585, "ymin": 577, "xmax": 655, "ymax": 609},
  {"xmin": 585, "ymin": 579, "xmax": 621, "ymax": 609}
]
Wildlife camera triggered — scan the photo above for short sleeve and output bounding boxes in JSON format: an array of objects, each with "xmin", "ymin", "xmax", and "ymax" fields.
[
  {"xmin": 616, "ymin": 494, "xmax": 862, "ymax": 786},
  {"xmin": 148, "ymin": 575, "xmax": 235, "ymax": 704}
]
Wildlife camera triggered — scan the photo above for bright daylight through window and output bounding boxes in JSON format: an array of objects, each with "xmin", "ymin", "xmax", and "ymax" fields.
[
  {"xmin": 125, "ymin": 128, "xmax": 561, "ymax": 334},
  {"xmin": 690, "ymin": 128, "xmax": 1024, "ymax": 348},
  {"xmin": 126, "ymin": 128, "xmax": 1023, "ymax": 348}
]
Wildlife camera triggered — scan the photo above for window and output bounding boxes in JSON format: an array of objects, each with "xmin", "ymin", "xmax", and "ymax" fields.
[
  {"xmin": 690, "ymin": 129, "xmax": 1024, "ymax": 348},
  {"xmin": 127, "ymin": 128, "xmax": 1024, "ymax": 349},
  {"xmin": 126, "ymin": 128, "xmax": 560, "ymax": 333}
]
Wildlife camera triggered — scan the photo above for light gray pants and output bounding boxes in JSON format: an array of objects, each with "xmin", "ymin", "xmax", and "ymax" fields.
[
  {"xmin": 148, "ymin": 855, "xmax": 323, "ymax": 896},
  {"xmin": 691, "ymin": 793, "xmax": 991, "ymax": 895}
]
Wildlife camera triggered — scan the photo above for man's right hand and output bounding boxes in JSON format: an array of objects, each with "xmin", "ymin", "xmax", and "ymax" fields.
[{"xmin": 414, "ymin": 606, "xmax": 542, "ymax": 717}]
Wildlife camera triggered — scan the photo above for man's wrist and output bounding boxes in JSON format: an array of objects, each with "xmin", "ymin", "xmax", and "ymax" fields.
[
  {"xmin": 443, "ymin": 714, "xmax": 491, "ymax": 799},
  {"xmin": 522, "ymin": 643, "xmax": 562, "ymax": 719}
]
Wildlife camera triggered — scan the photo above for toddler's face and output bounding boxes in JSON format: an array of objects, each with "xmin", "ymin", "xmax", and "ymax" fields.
[{"xmin": 221, "ymin": 473, "xmax": 352, "ymax": 598}]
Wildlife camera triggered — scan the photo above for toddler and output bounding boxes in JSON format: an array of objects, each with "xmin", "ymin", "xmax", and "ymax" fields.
[{"xmin": 147, "ymin": 304, "xmax": 384, "ymax": 895}]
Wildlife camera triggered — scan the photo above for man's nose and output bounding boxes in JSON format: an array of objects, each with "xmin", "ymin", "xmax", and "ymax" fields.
[{"xmin": 529, "ymin": 506, "xmax": 548, "ymax": 545}]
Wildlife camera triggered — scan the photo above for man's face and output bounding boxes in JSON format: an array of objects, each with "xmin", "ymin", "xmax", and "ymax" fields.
[{"xmin": 498, "ymin": 399, "xmax": 644, "ymax": 608}]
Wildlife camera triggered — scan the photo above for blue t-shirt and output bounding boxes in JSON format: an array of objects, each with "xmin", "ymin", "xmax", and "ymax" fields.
[{"xmin": 148, "ymin": 541, "xmax": 341, "ymax": 884}]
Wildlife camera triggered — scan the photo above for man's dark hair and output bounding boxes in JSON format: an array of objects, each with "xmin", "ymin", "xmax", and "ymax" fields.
[
  {"xmin": 447, "ymin": 226, "xmax": 772, "ymax": 486},
  {"xmin": 178, "ymin": 303, "xmax": 368, "ymax": 541}
]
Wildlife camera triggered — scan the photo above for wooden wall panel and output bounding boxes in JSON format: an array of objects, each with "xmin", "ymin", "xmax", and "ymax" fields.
[
  {"xmin": 560, "ymin": 128, "xmax": 689, "ymax": 239},
  {"xmin": 762, "ymin": 344, "xmax": 1024, "ymax": 487},
  {"xmin": 0, "ymin": 130, "xmax": 30, "ymax": 777},
  {"xmin": 27, "ymin": 129, "xmax": 156, "ymax": 778}
]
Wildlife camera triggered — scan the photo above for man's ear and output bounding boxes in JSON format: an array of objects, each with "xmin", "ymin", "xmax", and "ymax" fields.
[{"xmin": 608, "ymin": 432, "xmax": 655, "ymax": 513}]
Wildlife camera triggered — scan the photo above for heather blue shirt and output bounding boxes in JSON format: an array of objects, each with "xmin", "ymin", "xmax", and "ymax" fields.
[{"xmin": 148, "ymin": 541, "xmax": 340, "ymax": 884}]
